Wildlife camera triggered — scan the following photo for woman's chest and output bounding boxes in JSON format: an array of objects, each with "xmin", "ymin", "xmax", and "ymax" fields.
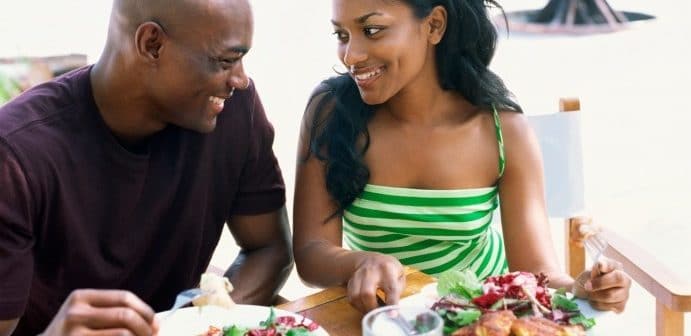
[{"xmin": 362, "ymin": 125, "xmax": 501, "ymax": 189}]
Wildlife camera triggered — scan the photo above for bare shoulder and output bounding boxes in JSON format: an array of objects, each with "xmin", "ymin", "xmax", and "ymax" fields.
[
  {"xmin": 496, "ymin": 110, "xmax": 535, "ymax": 146},
  {"xmin": 302, "ymin": 84, "xmax": 335, "ymax": 126}
]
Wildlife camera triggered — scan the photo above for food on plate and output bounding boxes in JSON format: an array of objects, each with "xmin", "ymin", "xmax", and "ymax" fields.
[
  {"xmin": 432, "ymin": 270, "xmax": 595, "ymax": 335},
  {"xmin": 510, "ymin": 316, "xmax": 585, "ymax": 336},
  {"xmin": 193, "ymin": 272, "xmax": 236, "ymax": 309},
  {"xmin": 450, "ymin": 310, "xmax": 515, "ymax": 336},
  {"xmin": 198, "ymin": 307, "xmax": 321, "ymax": 336}
]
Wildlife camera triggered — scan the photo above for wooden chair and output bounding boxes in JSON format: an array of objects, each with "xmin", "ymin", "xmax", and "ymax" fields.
[
  {"xmin": 531, "ymin": 98, "xmax": 691, "ymax": 336},
  {"xmin": 527, "ymin": 98, "xmax": 587, "ymax": 279}
]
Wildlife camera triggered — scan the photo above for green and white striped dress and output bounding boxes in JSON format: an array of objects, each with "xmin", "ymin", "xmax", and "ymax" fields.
[{"xmin": 343, "ymin": 107, "xmax": 508, "ymax": 279}]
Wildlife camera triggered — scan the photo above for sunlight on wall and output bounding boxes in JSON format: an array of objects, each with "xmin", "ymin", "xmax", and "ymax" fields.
[{"xmin": 0, "ymin": 0, "xmax": 111, "ymax": 60}]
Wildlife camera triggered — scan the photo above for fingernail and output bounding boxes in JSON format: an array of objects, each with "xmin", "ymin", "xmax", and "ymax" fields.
[{"xmin": 585, "ymin": 281, "xmax": 593, "ymax": 291}]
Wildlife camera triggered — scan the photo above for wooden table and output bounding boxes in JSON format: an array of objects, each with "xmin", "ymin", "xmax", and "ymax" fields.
[{"xmin": 277, "ymin": 268, "xmax": 436, "ymax": 336}]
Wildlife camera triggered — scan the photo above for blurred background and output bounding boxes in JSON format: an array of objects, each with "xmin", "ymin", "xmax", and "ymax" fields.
[{"xmin": 2, "ymin": 0, "xmax": 690, "ymax": 334}]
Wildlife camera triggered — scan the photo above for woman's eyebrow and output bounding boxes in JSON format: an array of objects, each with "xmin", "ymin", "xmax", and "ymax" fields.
[{"xmin": 331, "ymin": 12, "xmax": 383, "ymax": 26}]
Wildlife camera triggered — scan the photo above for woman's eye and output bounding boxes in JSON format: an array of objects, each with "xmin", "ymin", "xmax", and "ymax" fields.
[
  {"xmin": 333, "ymin": 30, "xmax": 348, "ymax": 43},
  {"xmin": 363, "ymin": 27, "xmax": 382, "ymax": 37}
]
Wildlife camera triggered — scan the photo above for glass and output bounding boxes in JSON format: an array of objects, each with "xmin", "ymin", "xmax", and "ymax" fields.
[{"xmin": 362, "ymin": 305, "xmax": 443, "ymax": 336}]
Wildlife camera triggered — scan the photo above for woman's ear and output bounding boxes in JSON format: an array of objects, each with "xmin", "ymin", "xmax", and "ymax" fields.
[
  {"xmin": 427, "ymin": 6, "xmax": 447, "ymax": 45},
  {"xmin": 134, "ymin": 21, "xmax": 167, "ymax": 63}
]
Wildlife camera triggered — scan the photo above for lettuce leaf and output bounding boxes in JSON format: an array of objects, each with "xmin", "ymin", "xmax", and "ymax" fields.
[
  {"xmin": 551, "ymin": 288, "xmax": 579, "ymax": 312},
  {"xmin": 437, "ymin": 269, "xmax": 483, "ymax": 300},
  {"xmin": 570, "ymin": 314, "xmax": 597, "ymax": 329}
]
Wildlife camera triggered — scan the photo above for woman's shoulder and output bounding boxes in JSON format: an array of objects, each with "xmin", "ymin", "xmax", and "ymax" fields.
[{"xmin": 495, "ymin": 109, "xmax": 531, "ymax": 140}]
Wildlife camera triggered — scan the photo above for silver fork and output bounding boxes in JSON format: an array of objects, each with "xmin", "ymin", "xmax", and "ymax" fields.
[
  {"xmin": 164, "ymin": 288, "xmax": 214, "ymax": 319},
  {"xmin": 579, "ymin": 223, "xmax": 622, "ymax": 279},
  {"xmin": 584, "ymin": 231, "xmax": 609, "ymax": 266}
]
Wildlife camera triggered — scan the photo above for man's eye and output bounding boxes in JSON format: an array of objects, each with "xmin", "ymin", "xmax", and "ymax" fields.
[
  {"xmin": 363, "ymin": 27, "xmax": 382, "ymax": 37},
  {"xmin": 220, "ymin": 58, "xmax": 238, "ymax": 65}
]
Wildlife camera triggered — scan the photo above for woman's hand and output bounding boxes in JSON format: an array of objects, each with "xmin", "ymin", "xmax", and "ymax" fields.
[
  {"xmin": 346, "ymin": 253, "xmax": 405, "ymax": 313},
  {"xmin": 41, "ymin": 289, "xmax": 159, "ymax": 336},
  {"xmin": 573, "ymin": 258, "xmax": 631, "ymax": 313}
]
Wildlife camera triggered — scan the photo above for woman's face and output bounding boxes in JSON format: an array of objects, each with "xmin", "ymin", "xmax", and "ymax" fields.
[{"xmin": 332, "ymin": 0, "xmax": 434, "ymax": 105}]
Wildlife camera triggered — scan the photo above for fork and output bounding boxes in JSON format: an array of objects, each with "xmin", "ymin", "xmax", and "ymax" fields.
[
  {"xmin": 579, "ymin": 223, "xmax": 608, "ymax": 265},
  {"xmin": 578, "ymin": 223, "xmax": 622, "ymax": 280},
  {"xmin": 164, "ymin": 288, "xmax": 214, "ymax": 319}
]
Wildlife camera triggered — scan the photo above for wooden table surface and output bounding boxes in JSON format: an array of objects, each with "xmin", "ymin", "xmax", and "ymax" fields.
[{"xmin": 277, "ymin": 268, "xmax": 436, "ymax": 336}]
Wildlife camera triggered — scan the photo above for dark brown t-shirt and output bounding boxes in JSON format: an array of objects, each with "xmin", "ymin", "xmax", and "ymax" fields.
[{"xmin": 0, "ymin": 67, "xmax": 285, "ymax": 335}]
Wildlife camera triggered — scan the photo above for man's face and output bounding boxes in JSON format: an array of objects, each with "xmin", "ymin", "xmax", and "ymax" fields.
[{"xmin": 151, "ymin": 0, "xmax": 253, "ymax": 133}]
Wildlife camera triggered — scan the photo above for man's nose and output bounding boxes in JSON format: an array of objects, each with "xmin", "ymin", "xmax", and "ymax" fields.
[{"xmin": 227, "ymin": 62, "xmax": 250, "ymax": 90}]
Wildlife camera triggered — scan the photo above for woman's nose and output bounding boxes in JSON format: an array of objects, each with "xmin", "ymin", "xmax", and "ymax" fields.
[{"xmin": 342, "ymin": 41, "xmax": 367, "ymax": 67}]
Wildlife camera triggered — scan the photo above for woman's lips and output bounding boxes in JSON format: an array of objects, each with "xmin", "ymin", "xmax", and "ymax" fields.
[{"xmin": 351, "ymin": 66, "xmax": 384, "ymax": 89}]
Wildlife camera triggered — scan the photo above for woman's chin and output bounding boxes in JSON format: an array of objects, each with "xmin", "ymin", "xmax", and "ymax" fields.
[{"xmin": 359, "ymin": 92, "xmax": 388, "ymax": 106}]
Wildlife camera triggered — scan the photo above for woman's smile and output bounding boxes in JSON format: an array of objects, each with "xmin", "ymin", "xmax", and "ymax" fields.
[{"xmin": 351, "ymin": 65, "xmax": 385, "ymax": 90}]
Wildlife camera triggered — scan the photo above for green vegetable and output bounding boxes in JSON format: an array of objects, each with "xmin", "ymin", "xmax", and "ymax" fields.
[
  {"xmin": 437, "ymin": 269, "xmax": 483, "ymax": 300},
  {"xmin": 286, "ymin": 328, "xmax": 312, "ymax": 336},
  {"xmin": 570, "ymin": 314, "xmax": 597, "ymax": 329},
  {"xmin": 449, "ymin": 309, "xmax": 481, "ymax": 326},
  {"xmin": 223, "ymin": 325, "xmax": 249, "ymax": 336},
  {"xmin": 550, "ymin": 288, "xmax": 580, "ymax": 312},
  {"xmin": 260, "ymin": 307, "xmax": 277, "ymax": 327}
]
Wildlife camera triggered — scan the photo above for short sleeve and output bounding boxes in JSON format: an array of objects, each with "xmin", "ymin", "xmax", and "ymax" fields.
[
  {"xmin": 0, "ymin": 139, "xmax": 35, "ymax": 319},
  {"xmin": 229, "ymin": 82, "xmax": 286, "ymax": 215}
]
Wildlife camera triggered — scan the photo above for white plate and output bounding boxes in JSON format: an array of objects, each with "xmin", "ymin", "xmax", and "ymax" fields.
[
  {"xmin": 158, "ymin": 305, "xmax": 329, "ymax": 335},
  {"xmin": 400, "ymin": 283, "xmax": 608, "ymax": 335}
]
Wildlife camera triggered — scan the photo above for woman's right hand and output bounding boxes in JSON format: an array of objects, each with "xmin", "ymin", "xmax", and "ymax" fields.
[
  {"xmin": 41, "ymin": 289, "xmax": 159, "ymax": 336},
  {"xmin": 346, "ymin": 253, "xmax": 406, "ymax": 313}
]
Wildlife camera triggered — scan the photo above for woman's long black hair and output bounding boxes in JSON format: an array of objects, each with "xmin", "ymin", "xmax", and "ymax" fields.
[{"xmin": 306, "ymin": 0, "xmax": 522, "ymax": 218}]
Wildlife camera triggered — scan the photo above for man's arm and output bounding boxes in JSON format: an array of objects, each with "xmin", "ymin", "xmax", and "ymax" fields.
[
  {"xmin": 225, "ymin": 206, "xmax": 293, "ymax": 305},
  {"xmin": 0, "ymin": 319, "xmax": 18, "ymax": 336}
]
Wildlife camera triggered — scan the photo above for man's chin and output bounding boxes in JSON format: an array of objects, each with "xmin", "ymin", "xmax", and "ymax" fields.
[{"xmin": 185, "ymin": 119, "xmax": 217, "ymax": 134}]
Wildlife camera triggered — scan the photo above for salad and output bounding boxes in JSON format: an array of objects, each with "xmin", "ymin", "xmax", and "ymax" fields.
[
  {"xmin": 199, "ymin": 307, "xmax": 320, "ymax": 336},
  {"xmin": 432, "ymin": 269, "xmax": 595, "ymax": 335}
]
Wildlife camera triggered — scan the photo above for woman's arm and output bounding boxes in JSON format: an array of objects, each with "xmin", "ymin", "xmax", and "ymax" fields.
[
  {"xmin": 496, "ymin": 112, "xmax": 573, "ymax": 288},
  {"xmin": 292, "ymin": 90, "xmax": 404, "ymax": 312},
  {"xmin": 497, "ymin": 111, "xmax": 630, "ymax": 312}
]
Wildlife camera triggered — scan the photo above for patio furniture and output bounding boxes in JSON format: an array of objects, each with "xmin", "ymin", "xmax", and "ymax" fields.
[{"xmin": 534, "ymin": 98, "xmax": 691, "ymax": 335}]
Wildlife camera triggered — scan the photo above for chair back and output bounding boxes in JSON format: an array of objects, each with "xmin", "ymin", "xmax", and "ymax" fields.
[
  {"xmin": 526, "ymin": 98, "xmax": 585, "ymax": 218},
  {"xmin": 526, "ymin": 98, "xmax": 587, "ymax": 278}
]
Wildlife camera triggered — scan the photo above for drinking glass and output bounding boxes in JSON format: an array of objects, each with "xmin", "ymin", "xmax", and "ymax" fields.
[{"xmin": 362, "ymin": 305, "xmax": 443, "ymax": 336}]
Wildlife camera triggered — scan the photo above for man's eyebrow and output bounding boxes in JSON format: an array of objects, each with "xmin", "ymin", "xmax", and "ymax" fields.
[
  {"xmin": 331, "ymin": 12, "xmax": 383, "ymax": 26},
  {"xmin": 222, "ymin": 46, "xmax": 250, "ymax": 55}
]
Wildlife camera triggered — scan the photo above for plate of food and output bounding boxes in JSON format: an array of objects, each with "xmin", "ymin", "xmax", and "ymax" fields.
[
  {"xmin": 158, "ymin": 304, "xmax": 328, "ymax": 336},
  {"xmin": 158, "ymin": 273, "xmax": 328, "ymax": 335},
  {"xmin": 400, "ymin": 270, "xmax": 602, "ymax": 336}
]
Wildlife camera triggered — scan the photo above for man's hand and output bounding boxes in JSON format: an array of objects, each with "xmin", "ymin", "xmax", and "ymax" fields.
[
  {"xmin": 347, "ymin": 252, "xmax": 405, "ymax": 313},
  {"xmin": 573, "ymin": 258, "xmax": 631, "ymax": 313},
  {"xmin": 41, "ymin": 289, "xmax": 159, "ymax": 336}
]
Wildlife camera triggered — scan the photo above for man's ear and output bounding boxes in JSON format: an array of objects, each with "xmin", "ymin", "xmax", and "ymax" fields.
[
  {"xmin": 134, "ymin": 21, "xmax": 167, "ymax": 62},
  {"xmin": 427, "ymin": 6, "xmax": 447, "ymax": 45}
]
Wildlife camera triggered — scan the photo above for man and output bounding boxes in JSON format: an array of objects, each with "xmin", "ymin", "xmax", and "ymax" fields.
[{"xmin": 0, "ymin": 0, "xmax": 292, "ymax": 334}]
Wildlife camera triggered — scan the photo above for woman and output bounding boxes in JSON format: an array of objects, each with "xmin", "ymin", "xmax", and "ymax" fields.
[{"xmin": 293, "ymin": 0, "xmax": 630, "ymax": 314}]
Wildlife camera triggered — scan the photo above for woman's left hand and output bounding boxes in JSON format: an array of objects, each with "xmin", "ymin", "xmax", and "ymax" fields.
[{"xmin": 573, "ymin": 257, "xmax": 631, "ymax": 313}]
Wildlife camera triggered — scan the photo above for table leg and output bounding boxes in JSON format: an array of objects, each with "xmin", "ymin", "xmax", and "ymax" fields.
[{"xmin": 656, "ymin": 300, "xmax": 684, "ymax": 336}]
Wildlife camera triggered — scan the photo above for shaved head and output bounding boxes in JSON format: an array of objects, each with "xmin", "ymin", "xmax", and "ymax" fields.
[
  {"xmin": 110, "ymin": 0, "xmax": 251, "ymax": 40},
  {"xmin": 92, "ymin": 0, "xmax": 254, "ymax": 138}
]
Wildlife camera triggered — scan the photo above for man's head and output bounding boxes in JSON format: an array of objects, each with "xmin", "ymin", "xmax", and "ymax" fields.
[{"xmin": 105, "ymin": 0, "xmax": 253, "ymax": 133}]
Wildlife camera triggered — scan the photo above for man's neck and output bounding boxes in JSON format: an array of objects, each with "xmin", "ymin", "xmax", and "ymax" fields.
[{"xmin": 90, "ymin": 56, "xmax": 166, "ymax": 145}]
